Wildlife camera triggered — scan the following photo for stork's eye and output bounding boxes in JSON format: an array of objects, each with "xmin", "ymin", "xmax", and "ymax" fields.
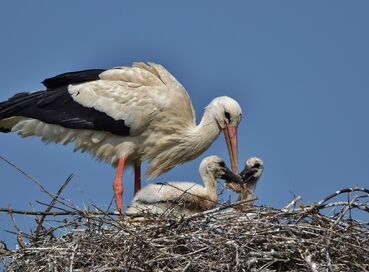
[
  {"xmin": 218, "ymin": 161, "xmax": 226, "ymax": 167},
  {"xmin": 224, "ymin": 111, "xmax": 231, "ymax": 121},
  {"xmin": 253, "ymin": 163, "xmax": 261, "ymax": 168}
]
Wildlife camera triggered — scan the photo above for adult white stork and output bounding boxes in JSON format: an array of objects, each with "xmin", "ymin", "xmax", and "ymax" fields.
[
  {"xmin": 0, "ymin": 62, "xmax": 242, "ymax": 213},
  {"xmin": 126, "ymin": 155, "xmax": 243, "ymax": 217}
]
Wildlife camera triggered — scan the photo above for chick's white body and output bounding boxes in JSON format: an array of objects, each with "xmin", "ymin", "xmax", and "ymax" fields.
[{"xmin": 126, "ymin": 156, "xmax": 232, "ymax": 217}]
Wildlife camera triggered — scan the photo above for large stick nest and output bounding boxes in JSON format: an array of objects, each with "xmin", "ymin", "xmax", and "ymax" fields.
[{"xmin": 1, "ymin": 188, "xmax": 368, "ymax": 272}]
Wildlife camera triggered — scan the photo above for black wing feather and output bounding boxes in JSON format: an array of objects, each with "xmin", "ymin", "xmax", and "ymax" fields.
[
  {"xmin": 0, "ymin": 69, "xmax": 130, "ymax": 136},
  {"xmin": 42, "ymin": 69, "xmax": 105, "ymax": 89}
]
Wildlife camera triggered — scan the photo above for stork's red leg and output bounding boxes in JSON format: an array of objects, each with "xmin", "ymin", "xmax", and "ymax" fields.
[
  {"xmin": 113, "ymin": 157, "xmax": 125, "ymax": 215},
  {"xmin": 134, "ymin": 163, "xmax": 141, "ymax": 194}
]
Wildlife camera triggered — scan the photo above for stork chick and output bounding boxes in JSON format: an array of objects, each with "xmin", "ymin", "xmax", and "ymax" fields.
[
  {"xmin": 126, "ymin": 156, "xmax": 242, "ymax": 217},
  {"xmin": 226, "ymin": 157, "xmax": 264, "ymax": 208}
]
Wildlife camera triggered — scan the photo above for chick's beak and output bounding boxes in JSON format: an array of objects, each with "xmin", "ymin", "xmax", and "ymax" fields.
[
  {"xmin": 224, "ymin": 125, "xmax": 238, "ymax": 173},
  {"xmin": 221, "ymin": 168, "xmax": 243, "ymax": 184}
]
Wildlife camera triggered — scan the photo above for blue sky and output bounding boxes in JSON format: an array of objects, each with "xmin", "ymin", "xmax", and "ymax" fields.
[{"xmin": 1, "ymin": 1, "xmax": 368, "ymax": 248}]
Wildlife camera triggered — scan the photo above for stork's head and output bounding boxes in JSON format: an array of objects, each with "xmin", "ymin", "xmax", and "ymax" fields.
[
  {"xmin": 207, "ymin": 96, "xmax": 242, "ymax": 173},
  {"xmin": 241, "ymin": 157, "xmax": 264, "ymax": 183},
  {"xmin": 199, "ymin": 155, "xmax": 242, "ymax": 184},
  {"xmin": 226, "ymin": 156, "xmax": 264, "ymax": 196}
]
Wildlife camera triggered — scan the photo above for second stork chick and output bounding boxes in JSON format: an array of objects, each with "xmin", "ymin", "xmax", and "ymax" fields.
[
  {"xmin": 239, "ymin": 157, "xmax": 264, "ymax": 201},
  {"xmin": 226, "ymin": 157, "xmax": 264, "ymax": 208},
  {"xmin": 126, "ymin": 155, "xmax": 242, "ymax": 217}
]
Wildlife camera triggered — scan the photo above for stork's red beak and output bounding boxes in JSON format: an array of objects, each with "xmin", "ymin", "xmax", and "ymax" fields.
[{"xmin": 224, "ymin": 125, "xmax": 238, "ymax": 173}]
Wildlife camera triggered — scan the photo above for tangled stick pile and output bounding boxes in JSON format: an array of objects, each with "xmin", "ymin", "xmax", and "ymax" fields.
[{"xmin": 1, "ymin": 188, "xmax": 368, "ymax": 271}]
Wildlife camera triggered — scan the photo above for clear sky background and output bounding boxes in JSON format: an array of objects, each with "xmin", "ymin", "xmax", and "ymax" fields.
[{"xmin": 0, "ymin": 1, "xmax": 368, "ymax": 248}]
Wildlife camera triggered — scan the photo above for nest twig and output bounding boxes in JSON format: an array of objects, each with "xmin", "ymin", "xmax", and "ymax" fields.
[
  {"xmin": 1, "ymin": 188, "xmax": 368, "ymax": 271},
  {"xmin": 0, "ymin": 156, "xmax": 368, "ymax": 271}
]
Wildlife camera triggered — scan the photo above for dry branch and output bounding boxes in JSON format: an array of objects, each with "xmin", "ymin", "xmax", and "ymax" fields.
[
  {"xmin": 1, "ymin": 186, "xmax": 368, "ymax": 272},
  {"xmin": 1, "ymin": 156, "xmax": 368, "ymax": 271},
  {"xmin": 33, "ymin": 174, "xmax": 74, "ymax": 243},
  {"xmin": 0, "ymin": 155, "xmax": 53, "ymax": 198}
]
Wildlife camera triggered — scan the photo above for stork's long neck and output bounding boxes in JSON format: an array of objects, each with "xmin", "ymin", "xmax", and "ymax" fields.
[
  {"xmin": 237, "ymin": 178, "xmax": 259, "ymax": 210},
  {"xmin": 201, "ymin": 173, "xmax": 218, "ymax": 203},
  {"xmin": 144, "ymin": 107, "xmax": 222, "ymax": 178},
  {"xmin": 184, "ymin": 108, "xmax": 221, "ymax": 156},
  {"xmin": 238, "ymin": 182, "xmax": 257, "ymax": 201}
]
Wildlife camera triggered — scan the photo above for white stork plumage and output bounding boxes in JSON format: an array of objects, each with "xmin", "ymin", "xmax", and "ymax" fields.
[
  {"xmin": 0, "ymin": 62, "xmax": 242, "ymax": 213},
  {"xmin": 126, "ymin": 155, "xmax": 242, "ymax": 217}
]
